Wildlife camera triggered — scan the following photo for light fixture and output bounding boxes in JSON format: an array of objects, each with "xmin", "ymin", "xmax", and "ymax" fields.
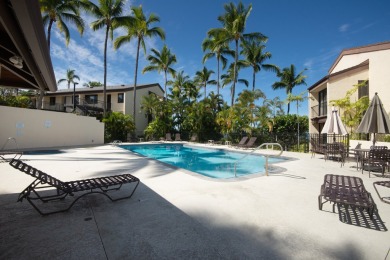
[{"xmin": 9, "ymin": 55, "xmax": 23, "ymax": 69}]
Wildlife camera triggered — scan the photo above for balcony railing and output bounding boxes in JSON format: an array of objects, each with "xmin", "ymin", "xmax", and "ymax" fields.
[{"xmin": 311, "ymin": 104, "xmax": 327, "ymax": 118}]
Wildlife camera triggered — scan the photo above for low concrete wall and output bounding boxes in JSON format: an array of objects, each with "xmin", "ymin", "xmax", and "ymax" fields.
[
  {"xmin": 350, "ymin": 139, "xmax": 389, "ymax": 149},
  {"xmin": 0, "ymin": 106, "xmax": 104, "ymax": 150}
]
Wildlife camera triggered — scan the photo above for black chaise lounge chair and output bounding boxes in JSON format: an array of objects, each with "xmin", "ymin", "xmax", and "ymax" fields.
[
  {"xmin": 233, "ymin": 136, "xmax": 248, "ymax": 148},
  {"xmin": 165, "ymin": 133, "xmax": 173, "ymax": 141},
  {"xmin": 373, "ymin": 181, "xmax": 390, "ymax": 204},
  {"xmin": 318, "ymin": 174, "xmax": 377, "ymax": 219},
  {"xmin": 8, "ymin": 159, "xmax": 140, "ymax": 216},
  {"xmin": 175, "ymin": 133, "xmax": 182, "ymax": 141}
]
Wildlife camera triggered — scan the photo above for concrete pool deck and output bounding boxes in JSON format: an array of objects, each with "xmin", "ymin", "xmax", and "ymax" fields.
[{"xmin": 0, "ymin": 143, "xmax": 389, "ymax": 259}]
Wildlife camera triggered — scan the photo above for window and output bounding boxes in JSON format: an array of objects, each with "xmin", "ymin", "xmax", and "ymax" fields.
[
  {"xmin": 318, "ymin": 89, "xmax": 327, "ymax": 116},
  {"xmin": 85, "ymin": 95, "xmax": 98, "ymax": 104},
  {"xmin": 358, "ymin": 80, "xmax": 369, "ymax": 99},
  {"xmin": 49, "ymin": 97, "xmax": 56, "ymax": 106},
  {"xmin": 118, "ymin": 93, "xmax": 124, "ymax": 103}
]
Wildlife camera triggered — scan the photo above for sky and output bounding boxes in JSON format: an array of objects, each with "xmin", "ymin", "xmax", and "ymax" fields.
[{"xmin": 49, "ymin": 0, "xmax": 390, "ymax": 115}]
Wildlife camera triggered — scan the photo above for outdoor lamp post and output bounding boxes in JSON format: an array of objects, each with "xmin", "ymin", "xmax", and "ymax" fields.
[{"xmin": 73, "ymin": 82, "xmax": 78, "ymax": 111}]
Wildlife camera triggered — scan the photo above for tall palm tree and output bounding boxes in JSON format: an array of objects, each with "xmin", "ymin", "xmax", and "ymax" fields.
[
  {"xmin": 57, "ymin": 69, "xmax": 80, "ymax": 89},
  {"xmin": 194, "ymin": 67, "xmax": 216, "ymax": 99},
  {"xmin": 239, "ymin": 39, "xmax": 278, "ymax": 91},
  {"xmin": 272, "ymin": 64, "xmax": 307, "ymax": 114},
  {"xmin": 221, "ymin": 65, "xmax": 248, "ymax": 103},
  {"xmin": 208, "ymin": 1, "xmax": 266, "ymax": 106},
  {"xmin": 143, "ymin": 45, "xmax": 177, "ymax": 99},
  {"xmin": 88, "ymin": 0, "xmax": 127, "ymax": 116},
  {"xmin": 114, "ymin": 5, "xmax": 165, "ymax": 125},
  {"xmin": 41, "ymin": 0, "xmax": 85, "ymax": 49},
  {"xmin": 167, "ymin": 71, "xmax": 190, "ymax": 98},
  {"xmin": 202, "ymin": 34, "xmax": 234, "ymax": 96}
]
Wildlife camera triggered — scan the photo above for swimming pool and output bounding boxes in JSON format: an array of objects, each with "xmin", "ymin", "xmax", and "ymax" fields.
[{"xmin": 120, "ymin": 144, "xmax": 286, "ymax": 179}]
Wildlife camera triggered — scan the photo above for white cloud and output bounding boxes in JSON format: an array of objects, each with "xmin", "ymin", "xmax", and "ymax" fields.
[{"xmin": 339, "ymin": 24, "xmax": 350, "ymax": 32}]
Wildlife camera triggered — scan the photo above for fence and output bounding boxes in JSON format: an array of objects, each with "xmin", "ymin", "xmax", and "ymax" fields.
[{"xmin": 309, "ymin": 133, "xmax": 350, "ymax": 154}]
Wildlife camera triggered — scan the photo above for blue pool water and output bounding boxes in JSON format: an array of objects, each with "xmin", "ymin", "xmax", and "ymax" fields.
[{"xmin": 120, "ymin": 144, "xmax": 286, "ymax": 179}]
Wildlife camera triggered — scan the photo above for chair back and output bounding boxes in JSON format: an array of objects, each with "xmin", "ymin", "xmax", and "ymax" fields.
[
  {"xmin": 190, "ymin": 134, "xmax": 197, "ymax": 142},
  {"xmin": 238, "ymin": 136, "xmax": 248, "ymax": 145},
  {"xmin": 166, "ymin": 133, "xmax": 172, "ymax": 141},
  {"xmin": 246, "ymin": 137, "xmax": 257, "ymax": 147},
  {"xmin": 9, "ymin": 159, "xmax": 69, "ymax": 192}
]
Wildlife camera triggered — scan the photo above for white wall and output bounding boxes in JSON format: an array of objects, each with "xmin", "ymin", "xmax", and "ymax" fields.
[
  {"xmin": 331, "ymin": 48, "xmax": 390, "ymax": 113},
  {"xmin": 0, "ymin": 106, "xmax": 104, "ymax": 150}
]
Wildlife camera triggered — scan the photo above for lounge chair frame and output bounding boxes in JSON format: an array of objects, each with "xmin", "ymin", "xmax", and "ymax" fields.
[
  {"xmin": 373, "ymin": 181, "xmax": 390, "ymax": 204},
  {"xmin": 9, "ymin": 159, "xmax": 140, "ymax": 216},
  {"xmin": 318, "ymin": 174, "xmax": 377, "ymax": 218}
]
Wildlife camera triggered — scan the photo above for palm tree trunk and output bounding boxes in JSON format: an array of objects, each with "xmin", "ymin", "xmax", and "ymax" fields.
[
  {"xmin": 252, "ymin": 68, "xmax": 256, "ymax": 91},
  {"xmin": 164, "ymin": 70, "xmax": 167, "ymax": 99},
  {"xmin": 204, "ymin": 83, "xmax": 206, "ymax": 99},
  {"xmin": 133, "ymin": 38, "xmax": 141, "ymax": 131},
  {"xmin": 47, "ymin": 19, "xmax": 53, "ymax": 50},
  {"xmin": 216, "ymin": 54, "xmax": 220, "ymax": 96},
  {"xmin": 103, "ymin": 25, "xmax": 109, "ymax": 116},
  {"xmin": 231, "ymin": 39, "xmax": 239, "ymax": 106}
]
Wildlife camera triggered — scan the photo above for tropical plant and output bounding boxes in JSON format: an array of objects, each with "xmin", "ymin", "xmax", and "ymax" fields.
[
  {"xmin": 329, "ymin": 80, "xmax": 369, "ymax": 133},
  {"xmin": 83, "ymin": 81, "xmax": 103, "ymax": 88},
  {"xmin": 221, "ymin": 65, "xmax": 248, "ymax": 101},
  {"xmin": 40, "ymin": 0, "xmax": 86, "ymax": 49},
  {"xmin": 272, "ymin": 64, "xmax": 307, "ymax": 114},
  {"xmin": 194, "ymin": 67, "xmax": 216, "ymax": 99},
  {"xmin": 102, "ymin": 111, "xmax": 135, "ymax": 142},
  {"xmin": 239, "ymin": 39, "xmax": 278, "ymax": 91},
  {"xmin": 286, "ymin": 91, "xmax": 308, "ymax": 149},
  {"xmin": 143, "ymin": 45, "xmax": 177, "ymax": 99},
  {"xmin": 114, "ymin": 5, "xmax": 165, "ymax": 126},
  {"xmin": 140, "ymin": 92, "xmax": 161, "ymax": 120},
  {"xmin": 202, "ymin": 34, "xmax": 234, "ymax": 96},
  {"xmin": 208, "ymin": 1, "xmax": 266, "ymax": 106},
  {"xmin": 57, "ymin": 69, "xmax": 80, "ymax": 89},
  {"xmin": 88, "ymin": 0, "xmax": 127, "ymax": 116}
]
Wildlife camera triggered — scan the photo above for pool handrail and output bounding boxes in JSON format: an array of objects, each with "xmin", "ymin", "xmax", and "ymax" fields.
[{"xmin": 234, "ymin": 143, "xmax": 283, "ymax": 177}]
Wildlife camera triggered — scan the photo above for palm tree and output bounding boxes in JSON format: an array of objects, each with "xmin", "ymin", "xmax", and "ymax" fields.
[
  {"xmin": 88, "ymin": 0, "xmax": 127, "ymax": 116},
  {"xmin": 143, "ymin": 45, "xmax": 177, "ymax": 99},
  {"xmin": 221, "ymin": 65, "xmax": 248, "ymax": 103},
  {"xmin": 194, "ymin": 67, "xmax": 216, "ymax": 99},
  {"xmin": 202, "ymin": 34, "xmax": 234, "ymax": 96},
  {"xmin": 239, "ymin": 39, "xmax": 278, "ymax": 91},
  {"xmin": 272, "ymin": 64, "xmax": 307, "ymax": 114},
  {"xmin": 83, "ymin": 81, "xmax": 103, "ymax": 88},
  {"xmin": 57, "ymin": 69, "xmax": 80, "ymax": 89},
  {"xmin": 114, "ymin": 5, "xmax": 165, "ymax": 125},
  {"xmin": 208, "ymin": 1, "xmax": 266, "ymax": 106},
  {"xmin": 41, "ymin": 0, "xmax": 85, "ymax": 49},
  {"xmin": 167, "ymin": 71, "xmax": 190, "ymax": 98}
]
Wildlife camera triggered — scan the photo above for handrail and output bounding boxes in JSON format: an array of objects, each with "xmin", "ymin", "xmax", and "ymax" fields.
[{"xmin": 234, "ymin": 142, "xmax": 283, "ymax": 177}]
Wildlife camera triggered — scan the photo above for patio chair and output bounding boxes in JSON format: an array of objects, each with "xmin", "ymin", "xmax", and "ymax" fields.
[
  {"xmin": 349, "ymin": 143, "xmax": 362, "ymax": 170},
  {"xmin": 241, "ymin": 137, "xmax": 258, "ymax": 149},
  {"xmin": 324, "ymin": 143, "xmax": 345, "ymax": 166},
  {"xmin": 165, "ymin": 133, "xmax": 173, "ymax": 141},
  {"xmin": 361, "ymin": 148, "xmax": 390, "ymax": 177},
  {"xmin": 233, "ymin": 136, "xmax": 249, "ymax": 148},
  {"xmin": 175, "ymin": 133, "xmax": 182, "ymax": 141},
  {"xmin": 8, "ymin": 159, "xmax": 140, "ymax": 216},
  {"xmin": 318, "ymin": 174, "xmax": 377, "ymax": 219},
  {"xmin": 373, "ymin": 181, "xmax": 390, "ymax": 204},
  {"xmin": 189, "ymin": 134, "xmax": 197, "ymax": 142}
]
